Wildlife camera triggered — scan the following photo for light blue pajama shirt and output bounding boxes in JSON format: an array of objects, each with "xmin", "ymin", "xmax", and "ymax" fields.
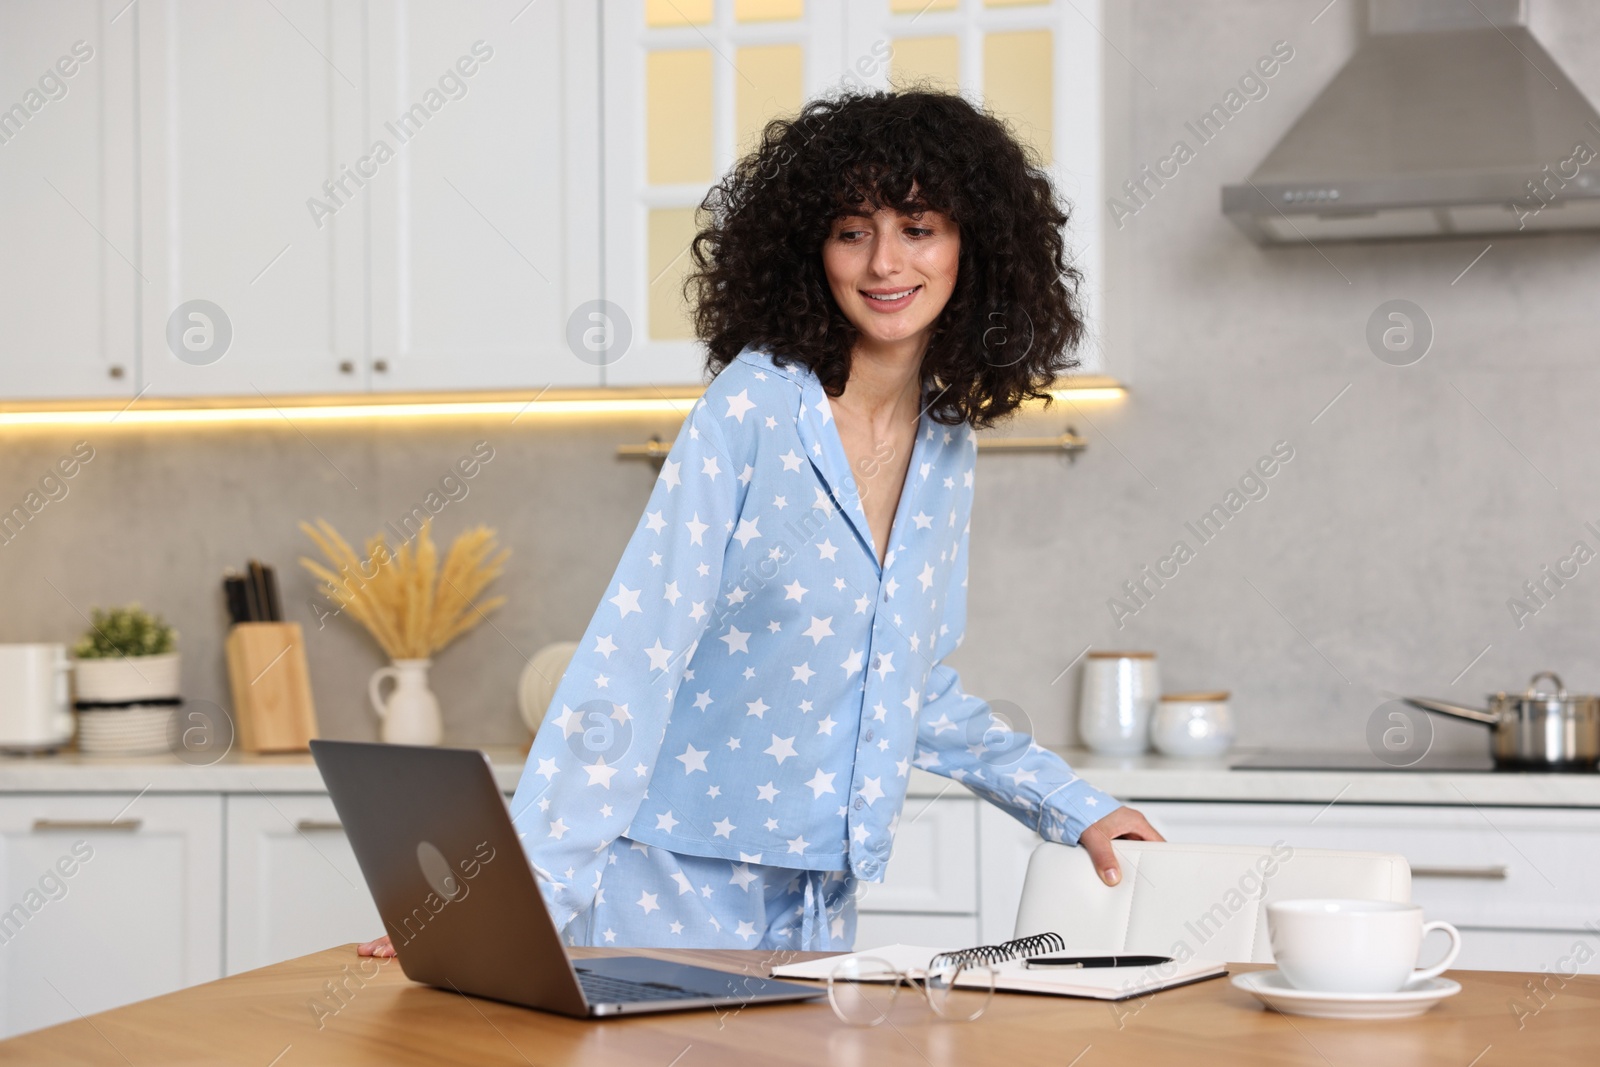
[{"xmin": 509, "ymin": 343, "xmax": 1122, "ymax": 949}]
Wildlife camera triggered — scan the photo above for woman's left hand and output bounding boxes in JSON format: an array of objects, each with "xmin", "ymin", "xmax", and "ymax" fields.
[{"xmin": 1079, "ymin": 806, "xmax": 1165, "ymax": 887}]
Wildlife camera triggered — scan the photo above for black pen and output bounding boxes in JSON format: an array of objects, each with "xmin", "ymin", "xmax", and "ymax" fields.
[{"xmin": 1024, "ymin": 954, "xmax": 1174, "ymax": 969}]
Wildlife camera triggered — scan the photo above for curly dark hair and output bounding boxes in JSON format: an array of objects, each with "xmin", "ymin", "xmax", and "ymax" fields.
[{"xmin": 686, "ymin": 87, "xmax": 1086, "ymax": 429}]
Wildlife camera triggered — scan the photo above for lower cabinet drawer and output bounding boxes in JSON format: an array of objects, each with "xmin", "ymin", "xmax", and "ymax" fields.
[
  {"xmin": 1139, "ymin": 802, "xmax": 1600, "ymax": 932},
  {"xmin": 860, "ymin": 797, "xmax": 977, "ymax": 914}
]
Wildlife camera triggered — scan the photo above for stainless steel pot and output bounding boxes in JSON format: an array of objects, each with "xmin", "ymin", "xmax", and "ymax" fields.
[{"xmin": 1405, "ymin": 671, "xmax": 1600, "ymax": 770}]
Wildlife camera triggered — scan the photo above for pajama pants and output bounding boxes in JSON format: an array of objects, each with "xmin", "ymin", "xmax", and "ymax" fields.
[{"xmin": 561, "ymin": 836, "xmax": 858, "ymax": 951}]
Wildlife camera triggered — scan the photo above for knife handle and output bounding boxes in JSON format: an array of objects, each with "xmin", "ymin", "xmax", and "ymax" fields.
[
  {"xmin": 249, "ymin": 560, "xmax": 274, "ymax": 623},
  {"xmin": 262, "ymin": 564, "xmax": 283, "ymax": 622},
  {"xmin": 223, "ymin": 575, "xmax": 251, "ymax": 625}
]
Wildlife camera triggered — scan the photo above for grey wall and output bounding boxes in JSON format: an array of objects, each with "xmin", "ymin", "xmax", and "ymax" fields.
[
  {"xmin": 0, "ymin": 413, "xmax": 696, "ymax": 747},
  {"xmin": 6, "ymin": 0, "xmax": 1600, "ymax": 761},
  {"xmin": 1052, "ymin": 0, "xmax": 1600, "ymax": 757}
]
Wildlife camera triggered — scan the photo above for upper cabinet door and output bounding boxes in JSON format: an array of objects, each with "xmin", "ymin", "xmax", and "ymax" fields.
[
  {"xmin": 0, "ymin": 3, "xmax": 138, "ymax": 399},
  {"xmin": 603, "ymin": 0, "xmax": 1108, "ymax": 386},
  {"xmin": 365, "ymin": 1, "xmax": 601, "ymax": 392},
  {"xmin": 601, "ymin": 0, "xmax": 846, "ymax": 388},
  {"xmin": 137, "ymin": 0, "xmax": 366, "ymax": 397},
  {"xmin": 848, "ymin": 0, "xmax": 1108, "ymax": 375}
]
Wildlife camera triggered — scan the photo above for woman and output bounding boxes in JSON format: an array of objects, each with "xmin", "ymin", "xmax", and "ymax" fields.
[{"xmin": 362, "ymin": 88, "xmax": 1159, "ymax": 958}]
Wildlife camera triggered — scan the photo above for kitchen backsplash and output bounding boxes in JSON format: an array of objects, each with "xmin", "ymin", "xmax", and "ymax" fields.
[{"xmin": 6, "ymin": 0, "xmax": 1600, "ymax": 757}]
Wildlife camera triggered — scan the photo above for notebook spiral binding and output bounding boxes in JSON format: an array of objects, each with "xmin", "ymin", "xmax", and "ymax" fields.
[{"xmin": 928, "ymin": 931, "xmax": 1065, "ymax": 971}]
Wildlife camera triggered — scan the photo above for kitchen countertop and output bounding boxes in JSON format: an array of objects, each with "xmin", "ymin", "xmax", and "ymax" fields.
[
  {"xmin": 2, "ymin": 744, "xmax": 1598, "ymax": 806},
  {"xmin": 1052, "ymin": 748, "xmax": 1600, "ymax": 808}
]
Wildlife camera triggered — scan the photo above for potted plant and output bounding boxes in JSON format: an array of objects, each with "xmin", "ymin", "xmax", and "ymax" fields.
[{"xmin": 72, "ymin": 605, "xmax": 181, "ymax": 703}]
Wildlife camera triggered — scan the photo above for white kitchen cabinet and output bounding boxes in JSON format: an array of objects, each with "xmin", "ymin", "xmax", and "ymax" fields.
[
  {"xmin": 0, "ymin": 793, "xmax": 222, "ymax": 1038},
  {"xmin": 135, "ymin": 0, "xmax": 368, "ymax": 397},
  {"xmin": 0, "ymin": 4, "xmax": 139, "ymax": 399},
  {"xmin": 977, "ymin": 802, "xmax": 1046, "ymax": 944},
  {"xmin": 859, "ymin": 795, "xmax": 977, "ymax": 915},
  {"xmin": 1447, "ymin": 927, "xmax": 1600, "ymax": 975},
  {"xmin": 854, "ymin": 795, "xmax": 1048, "ymax": 949},
  {"xmin": 601, "ymin": 0, "xmax": 1109, "ymax": 386},
  {"xmin": 8, "ymin": 0, "xmax": 599, "ymax": 404},
  {"xmin": 364, "ymin": 1, "xmax": 601, "ymax": 392},
  {"xmin": 1138, "ymin": 801, "xmax": 1600, "ymax": 974},
  {"xmin": 855, "ymin": 912, "xmax": 978, "ymax": 949},
  {"xmin": 600, "ymin": 1, "xmax": 846, "ymax": 387},
  {"xmin": 224, "ymin": 794, "xmax": 381, "ymax": 975}
]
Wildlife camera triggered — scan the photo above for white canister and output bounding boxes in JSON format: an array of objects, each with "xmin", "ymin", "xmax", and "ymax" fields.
[
  {"xmin": 1078, "ymin": 651, "xmax": 1160, "ymax": 755},
  {"xmin": 1150, "ymin": 691, "xmax": 1235, "ymax": 758}
]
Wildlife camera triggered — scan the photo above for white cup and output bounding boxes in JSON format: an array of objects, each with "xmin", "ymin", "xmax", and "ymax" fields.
[{"xmin": 1267, "ymin": 899, "xmax": 1461, "ymax": 993}]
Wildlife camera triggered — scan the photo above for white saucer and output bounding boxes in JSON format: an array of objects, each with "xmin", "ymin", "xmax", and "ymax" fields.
[{"xmin": 1232, "ymin": 970, "xmax": 1461, "ymax": 1020}]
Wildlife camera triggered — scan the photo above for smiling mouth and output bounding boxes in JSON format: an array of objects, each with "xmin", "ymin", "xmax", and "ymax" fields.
[{"xmin": 860, "ymin": 285, "xmax": 921, "ymax": 309}]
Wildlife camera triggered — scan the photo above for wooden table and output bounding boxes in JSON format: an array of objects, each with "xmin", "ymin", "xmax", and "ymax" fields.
[{"xmin": 3, "ymin": 946, "xmax": 1596, "ymax": 1065}]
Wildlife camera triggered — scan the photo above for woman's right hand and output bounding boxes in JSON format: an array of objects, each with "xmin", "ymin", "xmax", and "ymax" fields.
[{"xmin": 358, "ymin": 934, "xmax": 396, "ymax": 957}]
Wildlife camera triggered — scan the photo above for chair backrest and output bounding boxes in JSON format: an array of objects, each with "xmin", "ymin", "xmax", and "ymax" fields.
[{"xmin": 1012, "ymin": 840, "xmax": 1411, "ymax": 964}]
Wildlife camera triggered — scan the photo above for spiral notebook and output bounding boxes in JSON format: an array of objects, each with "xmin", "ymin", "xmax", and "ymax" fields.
[{"xmin": 770, "ymin": 932, "xmax": 1227, "ymax": 1001}]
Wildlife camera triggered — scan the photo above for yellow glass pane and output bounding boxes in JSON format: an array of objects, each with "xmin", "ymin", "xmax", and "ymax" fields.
[
  {"xmin": 889, "ymin": 0, "xmax": 958, "ymax": 12},
  {"xmin": 984, "ymin": 30, "xmax": 1052, "ymax": 164},
  {"xmin": 645, "ymin": 0, "xmax": 714, "ymax": 27},
  {"xmin": 647, "ymin": 50, "xmax": 714, "ymax": 185},
  {"xmin": 649, "ymin": 208, "xmax": 700, "ymax": 341},
  {"xmin": 735, "ymin": 0, "xmax": 804, "ymax": 21},
  {"xmin": 889, "ymin": 36, "xmax": 959, "ymax": 92},
  {"xmin": 735, "ymin": 44, "xmax": 804, "ymax": 156}
]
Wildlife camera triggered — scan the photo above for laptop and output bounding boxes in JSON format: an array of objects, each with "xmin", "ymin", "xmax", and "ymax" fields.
[{"xmin": 310, "ymin": 739, "xmax": 825, "ymax": 1017}]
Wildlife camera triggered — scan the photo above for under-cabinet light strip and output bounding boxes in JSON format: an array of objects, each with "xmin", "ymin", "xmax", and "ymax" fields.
[{"xmin": 0, "ymin": 385, "xmax": 1124, "ymax": 428}]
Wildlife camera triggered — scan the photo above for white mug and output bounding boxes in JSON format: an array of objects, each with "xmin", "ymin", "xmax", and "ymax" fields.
[
  {"xmin": 0, "ymin": 644, "xmax": 74, "ymax": 750},
  {"xmin": 1267, "ymin": 899, "xmax": 1462, "ymax": 993}
]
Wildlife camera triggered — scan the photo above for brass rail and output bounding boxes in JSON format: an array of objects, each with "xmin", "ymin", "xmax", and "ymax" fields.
[{"xmin": 620, "ymin": 426, "xmax": 1087, "ymax": 461}]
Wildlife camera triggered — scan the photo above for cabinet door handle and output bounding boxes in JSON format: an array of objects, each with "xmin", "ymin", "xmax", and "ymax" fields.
[
  {"xmin": 295, "ymin": 819, "xmax": 344, "ymax": 833},
  {"xmin": 1411, "ymin": 864, "xmax": 1509, "ymax": 880},
  {"xmin": 32, "ymin": 819, "xmax": 142, "ymax": 832}
]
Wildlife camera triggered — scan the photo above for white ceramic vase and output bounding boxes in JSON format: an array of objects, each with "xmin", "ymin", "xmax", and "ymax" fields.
[{"xmin": 368, "ymin": 658, "xmax": 442, "ymax": 745}]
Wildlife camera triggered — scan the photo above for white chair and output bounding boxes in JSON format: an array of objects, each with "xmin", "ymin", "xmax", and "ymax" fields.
[{"xmin": 1012, "ymin": 840, "xmax": 1411, "ymax": 964}]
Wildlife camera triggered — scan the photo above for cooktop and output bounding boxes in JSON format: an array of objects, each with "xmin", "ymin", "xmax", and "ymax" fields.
[{"xmin": 1232, "ymin": 751, "xmax": 1498, "ymax": 773}]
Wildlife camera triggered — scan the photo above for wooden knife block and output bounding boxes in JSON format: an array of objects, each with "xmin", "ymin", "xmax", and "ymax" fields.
[{"xmin": 225, "ymin": 623, "xmax": 319, "ymax": 752}]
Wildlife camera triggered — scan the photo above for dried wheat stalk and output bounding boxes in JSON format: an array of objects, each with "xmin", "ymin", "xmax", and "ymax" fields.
[{"xmin": 299, "ymin": 518, "xmax": 509, "ymax": 660}]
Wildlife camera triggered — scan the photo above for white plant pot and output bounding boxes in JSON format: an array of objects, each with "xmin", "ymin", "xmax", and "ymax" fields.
[{"xmin": 73, "ymin": 652, "xmax": 182, "ymax": 703}]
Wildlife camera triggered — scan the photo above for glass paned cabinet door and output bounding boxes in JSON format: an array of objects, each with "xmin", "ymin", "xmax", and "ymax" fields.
[{"xmin": 603, "ymin": 0, "xmax": 1106, "ymax": 386}]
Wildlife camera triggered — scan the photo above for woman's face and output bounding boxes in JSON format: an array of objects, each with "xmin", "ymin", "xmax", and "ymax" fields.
[{"xmin": 822, "ymin": 201, "xmax": 959, "ymax": 354}]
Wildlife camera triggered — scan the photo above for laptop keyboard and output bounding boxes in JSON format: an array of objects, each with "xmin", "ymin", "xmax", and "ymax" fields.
[{"xmin": 575, "ymin": 968, "xmax": 706, "ymax": 1004}]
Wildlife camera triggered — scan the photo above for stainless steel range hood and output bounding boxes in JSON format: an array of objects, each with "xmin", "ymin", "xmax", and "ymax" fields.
[{"xmin": 1223, "ymin": 0, "xmax": 1600, "ymax": 243}]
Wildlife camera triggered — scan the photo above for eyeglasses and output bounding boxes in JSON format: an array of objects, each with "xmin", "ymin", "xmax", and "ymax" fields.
[{"xmin": 826, "ymin": 954, "xmax": 998, "ymax": 1026}]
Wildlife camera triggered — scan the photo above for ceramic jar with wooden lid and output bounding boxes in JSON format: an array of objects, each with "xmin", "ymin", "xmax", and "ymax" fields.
[
  {"xmin": 1150, "ymin": 691, "xmax": 1235, "ymax": 758},
  {"xmin": 1078, "ymin": 651, "xmax": 1160, "ymax": 755}
]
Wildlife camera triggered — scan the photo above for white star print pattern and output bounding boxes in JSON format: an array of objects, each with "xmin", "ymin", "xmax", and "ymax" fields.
[
  {"xmin": 510, "ymin": 344, "xmax": 1120, "ymax": 939},
  {"xmin": 563, "ymin": 836, "xmax": 855, "ymax": 951}
]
